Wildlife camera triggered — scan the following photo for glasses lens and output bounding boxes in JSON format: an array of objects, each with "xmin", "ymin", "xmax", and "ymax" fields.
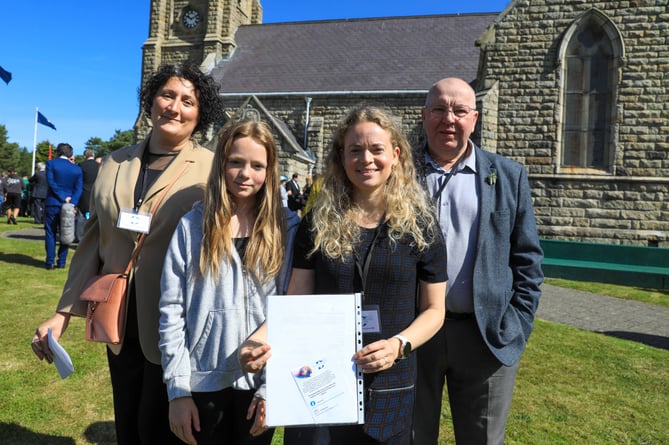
[
  {"xmin": 429, "ymin": 106, "xmax": 445, "ymax": 118},
  {"xmin": 452, "ymin": 106, "xmax": 471, "ymax": 118},
  {"xmin": 428, "ymin": 105, "xmax": 472, "ymax": 119}
]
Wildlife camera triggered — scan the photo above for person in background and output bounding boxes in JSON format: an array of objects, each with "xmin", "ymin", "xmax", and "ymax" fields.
[
  {"xmin": 29, "ymin": 162, "xmax": 49, "ymax": 224},
  {"xmin": 43, "ymin": 144, "xmax": 83, "ymax": 268},
  {"xmin": 78, "ymin": 148, "xmax": 100, "ymax": 218},
  {"xmin": 31, "ymin": 61, "xmax": 225, "ymax": 445},
  {"xmin": 285, "ymin": 172, "xmax": 305, "ymax": 212},
  {"xmin": 279, "ymin": 175, "xmax": 289, "ymax": 208},
  {"xmin": 0, "ymin": 172, "xmax": 5, "ymax": 216},
  {"xmin": 76, "ymin": 148, "xmax": 101, "ymax": 242},
  {"xmin": 240, "ymin": 105, "xmax": 447, "ymax": 444},
  {"xmin": 3, "ymin": 166, "xmax": 23, "ymax": 224},
  {"xmin": 159, "ymin": 118, "xmax": 300, "ymax": 445},
  {"xmin": 302, "ymin": 173, "xmax": 323, "ymax": 215},
  {"xmin": 20, "ymin": 175, "xmax": 31, "ymax": 217},
  {"xmin": 412, "ymin": 77, "xmax": 544, "ymax": 445},
  {"xmin": 302, "ymin": 174, "xmax": 313, "ymax": 199}
]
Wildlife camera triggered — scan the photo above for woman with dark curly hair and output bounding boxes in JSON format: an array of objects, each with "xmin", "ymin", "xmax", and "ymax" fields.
[{"xmin": 31, "ymin": 61, "xmax": 225, "ymax": 444}]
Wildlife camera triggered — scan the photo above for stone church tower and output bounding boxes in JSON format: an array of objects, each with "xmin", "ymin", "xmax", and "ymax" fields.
[{"xmin": 135, "ymin": 0, "xmax": 262, "ymax": 138}]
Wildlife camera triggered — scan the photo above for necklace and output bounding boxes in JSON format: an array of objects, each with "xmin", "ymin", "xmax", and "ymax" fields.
[{"xmin": 148, "ymin": 151, "xmax": 178, "ymax": 157}]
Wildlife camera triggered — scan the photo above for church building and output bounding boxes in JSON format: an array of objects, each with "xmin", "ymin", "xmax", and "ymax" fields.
[{"xmin": 138, "ymin": 0, "xmax": 669, "ymax": 246}]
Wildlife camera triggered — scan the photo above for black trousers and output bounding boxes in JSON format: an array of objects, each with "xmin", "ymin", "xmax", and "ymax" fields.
[
  {"xmin": 192, "ymin": 388, "xmax": 275, "ymax": 445},
  {"xmin": 106, "ymin": 337, "xmax": 182, "ymax": 445}
]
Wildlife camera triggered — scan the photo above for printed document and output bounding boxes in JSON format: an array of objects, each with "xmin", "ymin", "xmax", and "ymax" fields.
[
  {"xmin": 47, "ymin": 328, "xmax": 74, "ymax": 379},
  {"xmin": 265, "ymin": 293, "xmax": 364, "ymax": 427}
]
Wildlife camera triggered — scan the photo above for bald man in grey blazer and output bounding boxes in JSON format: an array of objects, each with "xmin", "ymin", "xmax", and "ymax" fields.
[{"xmin": 412, "ymin": 78, "xmax": 544, "ymax": 445}]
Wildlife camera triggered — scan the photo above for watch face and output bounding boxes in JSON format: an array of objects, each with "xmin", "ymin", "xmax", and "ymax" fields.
[
  {"xmin": 403, "ymin": 341, "xmax": 412, "ymax": 358},
  {"xmin": 182, "ymin": 9, "xmax": 200, "ymax": 29}
]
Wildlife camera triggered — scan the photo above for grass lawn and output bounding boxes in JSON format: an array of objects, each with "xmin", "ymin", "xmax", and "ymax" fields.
[{"xmin": 1, "ymin": 217, "xmax": 667, "ymax": 444}]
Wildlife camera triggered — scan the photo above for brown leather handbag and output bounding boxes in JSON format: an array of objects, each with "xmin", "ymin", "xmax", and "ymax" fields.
[{"xmin": 80, "ymin": 256, "xmax": 136, "ymax": 344}]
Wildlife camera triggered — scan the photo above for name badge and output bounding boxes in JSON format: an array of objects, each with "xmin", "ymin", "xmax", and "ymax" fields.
[
  {"xmin": 117, "ymin": 208, "xmax": 152, "ymax": 234},
  {"xmin": 361, "ymin": 305, "xmax": 381, "ymax": 334}
]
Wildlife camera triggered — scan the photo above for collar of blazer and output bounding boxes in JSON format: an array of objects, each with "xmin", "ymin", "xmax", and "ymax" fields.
[{"xmin": 113, "ymin": 136, "xmax": 198, "ymax": 212}]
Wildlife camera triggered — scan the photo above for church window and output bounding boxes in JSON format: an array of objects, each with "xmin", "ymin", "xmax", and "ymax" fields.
[{"xmin": 559, "ymin": 10, "xmax": 622, "ymax": 172}]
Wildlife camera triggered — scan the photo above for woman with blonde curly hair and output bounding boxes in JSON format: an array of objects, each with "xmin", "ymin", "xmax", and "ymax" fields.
[
  {"xmin": 311, "ymin": 105, "xmax": 439, "ymax": 259},
  {"xmin": 159, "ymin": 118, "xmax": 300, "ymax": 445},
  {"xmin": 241, "ymin": 105, "xmax": 447, "ymax": 444}
]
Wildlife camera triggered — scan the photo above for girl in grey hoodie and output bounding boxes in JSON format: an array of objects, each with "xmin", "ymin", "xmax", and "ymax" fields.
[{"xmin": 159, "ymin": 118, "xmax": 299, "ymax": 445}]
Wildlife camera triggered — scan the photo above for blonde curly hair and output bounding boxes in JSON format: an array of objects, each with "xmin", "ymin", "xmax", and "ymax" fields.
[{"xmin": 310, "ymin": 105, "xmax": 438, "ymax": 260}]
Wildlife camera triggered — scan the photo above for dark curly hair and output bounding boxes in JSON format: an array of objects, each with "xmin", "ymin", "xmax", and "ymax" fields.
[{"xmin": 139, "ymin": 60, "xmax": 225, "ymax": 135}]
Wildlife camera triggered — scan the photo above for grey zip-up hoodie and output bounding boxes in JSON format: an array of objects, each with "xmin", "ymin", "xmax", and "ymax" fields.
[{"xmin": 159, "ymin": 202, "xmax": 300, "ymax": 401}]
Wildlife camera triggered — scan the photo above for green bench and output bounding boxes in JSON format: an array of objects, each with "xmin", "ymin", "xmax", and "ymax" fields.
[{"xmin": 540, "ymin": 239, "xmax": 669, "ymax": 290}]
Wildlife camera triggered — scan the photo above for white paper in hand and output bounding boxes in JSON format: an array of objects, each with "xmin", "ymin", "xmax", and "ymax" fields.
[{"xmin": 47, "ymin": 328, "xmax": 74, "ymax": 379}]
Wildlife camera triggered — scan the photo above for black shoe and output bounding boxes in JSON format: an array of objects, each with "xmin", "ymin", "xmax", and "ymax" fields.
[
  {"xmin": 46, "ymin": 264, "xmax": 55, "ymax": 270},
  {"xmin": 9, "ymin": 215, "xmax": 17, "ymax": 224}
]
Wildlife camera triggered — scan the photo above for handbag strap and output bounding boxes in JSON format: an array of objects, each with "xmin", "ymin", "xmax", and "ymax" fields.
[{"xmin": 122, "ymin": 161, "xmax": 191, "ymax": 275}]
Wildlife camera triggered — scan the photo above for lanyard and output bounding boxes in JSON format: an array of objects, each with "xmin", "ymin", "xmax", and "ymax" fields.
[
  {"xmin": 134, "ymin": 149, "xmax": 177, "ymax": 211},
  {"xmin": 430, "ymin": 148, "xmax": 468, "ymax": 201},
  {"xmin": 431, "ymin": 167, "xmax": 458, "ymax": 201},
  {"xmin": 354, "ymin": 213, "xmax": 386, "ymax": 300}
]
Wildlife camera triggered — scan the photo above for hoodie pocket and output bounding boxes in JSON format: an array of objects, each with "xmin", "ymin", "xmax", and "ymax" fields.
[{"xmin": 191, "ymin": 309, "xmax": 243, "ymax": 372}]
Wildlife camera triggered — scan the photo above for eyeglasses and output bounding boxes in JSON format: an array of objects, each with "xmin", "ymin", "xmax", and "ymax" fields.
[{"xmin": 426, "ymin": 104, "xmax": 476, "ymax": 120}]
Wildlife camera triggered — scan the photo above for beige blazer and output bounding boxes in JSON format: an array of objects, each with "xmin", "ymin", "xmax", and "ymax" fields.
[{"xmin": 57, "ymin": 136, "xmax": 213, "ymax": 364}]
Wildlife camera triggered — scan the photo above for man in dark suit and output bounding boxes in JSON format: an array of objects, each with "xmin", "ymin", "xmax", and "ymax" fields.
[
  {"xmin": 412, "ymin": 78, "xmax": 544, "ymax": 444},
  {"xmin": 29, "ymin": 162, "xmax": 49, "ymax": 224},
  {"xmin": 76, "ymin": 149, "xmax": 100, "ymax": 241},
  {"xmin": 44, "ymin": 143, "xmax": 83, "ymax": 269},
  {"xmin": 78, "ymin": 149, "xmax": 99, "ymax": 216},
  {"xmin": 285, "ymin": 172, "xmax": 304, "ymax": 212}
]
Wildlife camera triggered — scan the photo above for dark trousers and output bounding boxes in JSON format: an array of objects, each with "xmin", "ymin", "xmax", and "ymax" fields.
[
  {"xmin": 106, "ymin": 337, "xmax": 182, "ymax": 445},
  {"xmin": 192, "ymin": 388, "xmax": 275, "ymax": 445},
  {"xmin": 44, "ymin": 205, "xmax": 68, "ymax": 267},
  {"xmin": 32, "ymin": 198, "xmax": 45, "ymax": 224},
  {"xmin": 413, "ymin": 319, "xmax": 519, "ymax": 445}
]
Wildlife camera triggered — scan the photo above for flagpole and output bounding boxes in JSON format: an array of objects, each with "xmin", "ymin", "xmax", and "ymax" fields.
[{"xmin": 32, "ymin": 107, "xmax": 39, "ymax": 176}]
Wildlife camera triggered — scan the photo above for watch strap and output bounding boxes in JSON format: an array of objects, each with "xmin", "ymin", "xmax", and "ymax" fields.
[{"xmin": 393, "ymin": 334, "xmax": 411, "ymax": 360}]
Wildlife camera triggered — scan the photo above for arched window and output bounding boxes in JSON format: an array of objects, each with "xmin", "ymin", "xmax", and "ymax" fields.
[{"xmin": 559, "ymin": 9, "xmax": 623, "ymax": 172}]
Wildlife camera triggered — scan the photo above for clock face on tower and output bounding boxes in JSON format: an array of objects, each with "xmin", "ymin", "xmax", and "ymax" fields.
[{"xmin": 182, "ymin": 9, "xmax": 201, "ymax": 29}]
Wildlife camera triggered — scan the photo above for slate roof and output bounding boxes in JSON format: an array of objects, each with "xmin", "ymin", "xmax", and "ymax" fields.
[{"xmin": 211, "ymin": 13, "xmax": 498, "ymax": 95}]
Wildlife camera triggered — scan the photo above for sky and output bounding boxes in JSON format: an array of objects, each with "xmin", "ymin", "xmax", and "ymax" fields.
[{"xmin": 0, "ymin": 0, "xmax": 509, "ymax": 155}]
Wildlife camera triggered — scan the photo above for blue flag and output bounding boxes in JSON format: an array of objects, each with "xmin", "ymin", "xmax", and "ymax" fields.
[
  {"xmin": 0, "ymin": 66, "xmax": 11, "ymax": 84},
  {"xmin": 38, "ymin": 111, "xmax": 57, "ymax": 130}
]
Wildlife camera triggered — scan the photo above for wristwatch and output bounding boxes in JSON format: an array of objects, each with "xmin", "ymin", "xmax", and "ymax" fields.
[{"xmin": 393, "ymin": 334, "xmax": 412, "ymax": 361}]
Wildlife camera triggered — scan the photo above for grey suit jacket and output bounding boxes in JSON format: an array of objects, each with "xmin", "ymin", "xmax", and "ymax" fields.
[
  {"xmin": 471, "ymin": 146, "xmax": 543, "ymax": 366},
  {"xmin": 416, "ymin": 144, "xmax": 544, "ymax": 366}
]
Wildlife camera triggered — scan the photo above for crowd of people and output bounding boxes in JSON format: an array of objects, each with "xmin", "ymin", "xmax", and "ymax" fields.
[
  {"xmin": 1, "ymin": 146, "xmax": 100, "ymax": 268},
  {"xmin": 29, "ymin": 60, "xmax": 543, "ymax": 445}
]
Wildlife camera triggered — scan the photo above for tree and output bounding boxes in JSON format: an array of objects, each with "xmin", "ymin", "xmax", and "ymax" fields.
[
  {"xmin": 0, "ymin": 124, "xmax": 136, "ymax": 174},
  {"xmin": 84, "ymin": 137, "xmax": 105, "ymax": 156},
  {"xmin": 107, "ymin": 129, "xmax": 135, "ymax": 153},
  {"xmin": 35, "ymin": 141, "xmax": 55, "ymax": 164},
  {"xmin": 17, "ymin": 147, "xmax": 33, "ymax": 176},
  {"xmin": 0, "ymin": 125, "xmax": 20, "ymax": 172},
  {"xmin": 90, "ymin": 129, "xmax": 135, "ymax": 158}
]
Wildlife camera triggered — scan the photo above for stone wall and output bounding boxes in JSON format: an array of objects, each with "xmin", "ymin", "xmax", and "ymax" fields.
[
  {"xmin": 221, "ymin": 93, "xmax": 427, "ymax": 179},
  {"xmin": 478, "ymin": 0, "xmax": 669, "ymax": 245}
]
